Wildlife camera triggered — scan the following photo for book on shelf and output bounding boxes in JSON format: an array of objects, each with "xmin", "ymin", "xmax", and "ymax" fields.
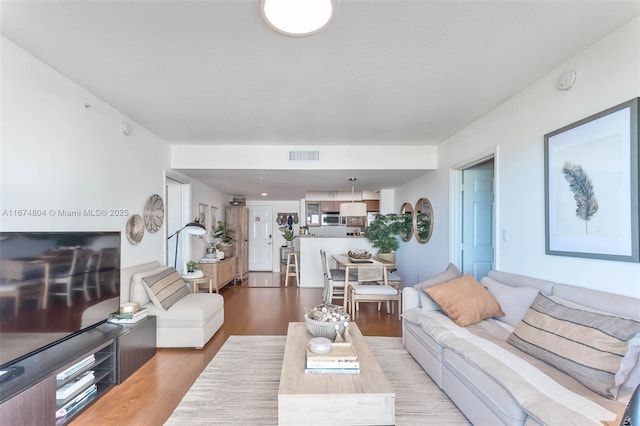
[
  {"xmin": 56, "ymin": 354, "xmax": 95, "ymax": 381},
  {"xmin": 108, "ymin": 308, "xmax": 148, "ymax": 323},
  {"xmin": 56, "ymin": 371, "xmax": 95, "ymax": 400},
  {"xmin": 56, "ymin": 384, "xmax": 97, "ymax": 419}
]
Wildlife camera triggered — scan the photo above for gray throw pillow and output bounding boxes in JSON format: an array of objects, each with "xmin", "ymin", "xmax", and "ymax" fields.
[{"xmin": 414, "ymin": 263, "xmax": 462, "ymax": 310}]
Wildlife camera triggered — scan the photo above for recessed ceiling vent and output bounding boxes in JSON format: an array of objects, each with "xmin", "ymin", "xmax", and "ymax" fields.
[{"xmin": 289, "ymin": 150, "xmax": 319, "ymax": 161}]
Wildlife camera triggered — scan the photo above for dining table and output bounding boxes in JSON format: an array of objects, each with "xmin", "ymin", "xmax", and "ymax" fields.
[{"xmin": 331, "ymin": 253, "xmax": 396, "ymax": 308}]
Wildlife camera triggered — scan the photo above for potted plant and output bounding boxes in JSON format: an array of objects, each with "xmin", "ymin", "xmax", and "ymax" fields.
[
  {"xmin": 185, "ymin": 260, "xmax": 203, "ymax": 277},
  {"xmin": 281, "ymin": 227, "xmax": 296, "ymax": 247},
  {"xmin": 213, "ymin": 220, "xmax": 236, "ymax": 259},
  {"xmin": 364, "ymin": 213, "xmax": 402, "ymax": 262}
]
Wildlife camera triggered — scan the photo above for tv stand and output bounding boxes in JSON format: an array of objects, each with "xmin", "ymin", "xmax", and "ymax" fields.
[{"xmin": 0, "ymin": 316, "xmax": 156, "ymax": 425}]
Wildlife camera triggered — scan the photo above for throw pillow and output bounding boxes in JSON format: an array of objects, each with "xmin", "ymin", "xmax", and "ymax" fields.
[
  {"xmin": 481, "ymin": 276, "xmax": 539, "ymax": 328},
  {"xmin": 424, "ymin": 274, "xmax": 505, "ymax": 327},
  {"xmin": 414, "ymin": 263, "xmax": 462, "ymax": 310},
  {"xmin": 141, "ymin": 267, "xmax": 190, "ymax": 311},
  {"xmin": 508, "ymin": 293, "xmax": 640, "ymax": 399}
]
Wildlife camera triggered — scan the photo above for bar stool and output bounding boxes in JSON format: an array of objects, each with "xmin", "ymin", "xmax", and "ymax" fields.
[{"xmin": 284, "ymin": 251, "xmax": 299, "ymax": 287}]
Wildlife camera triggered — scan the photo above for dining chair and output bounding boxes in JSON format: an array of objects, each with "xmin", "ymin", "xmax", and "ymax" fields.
[
  {"xmin": 320, "ymin": 250, "xmax": 357, "ymax": 305},
  {"xmin": 348, "ymin": 265, "xmax": 401, "ymax": 320}
]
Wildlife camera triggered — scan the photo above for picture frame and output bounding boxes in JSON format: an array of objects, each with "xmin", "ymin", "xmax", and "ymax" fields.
[
  {"xmin": 210, "ymin": 207, "xmax": 218, "ymax": 232},
  {"xmin": 544, "ymin": 97, "xmax": 639, "ymax": 262},
  {"xmin": 199, "ymin": 203, "xmax": 208, "ymax": 230}
]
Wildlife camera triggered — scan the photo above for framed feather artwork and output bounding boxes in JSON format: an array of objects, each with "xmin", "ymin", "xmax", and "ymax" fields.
[{"xmin": 544, "ymin": 97, "xmax": 638, "ymax": 262}]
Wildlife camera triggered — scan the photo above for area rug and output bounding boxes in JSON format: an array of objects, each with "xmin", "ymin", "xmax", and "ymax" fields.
[{"xmin": 165, "ymin": 335, "xmax": 469, "ymax": 425}]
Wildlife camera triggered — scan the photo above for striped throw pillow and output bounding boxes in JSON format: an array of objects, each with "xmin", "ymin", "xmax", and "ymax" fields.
[
  {"xmin": 508, "ymin": 293, "xmax": 640, "ymax": 399},
  {"xmin": 141, "ymin": 267, "xmax": 190, "ymax": 310}
]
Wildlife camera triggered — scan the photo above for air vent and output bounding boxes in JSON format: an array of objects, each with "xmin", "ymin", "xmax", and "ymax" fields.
[{"xmin": 289, "ymin": 151, "xmax": 320, "ymax": 161}]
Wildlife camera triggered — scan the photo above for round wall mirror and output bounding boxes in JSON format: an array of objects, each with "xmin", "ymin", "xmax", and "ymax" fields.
[
  {"xmin": 399, "ymin": 202, "xmax": 414, "ymax": 242},
  {"xmin": 414, "ymin": 198, "xmax": 434, "ymax": 243}
]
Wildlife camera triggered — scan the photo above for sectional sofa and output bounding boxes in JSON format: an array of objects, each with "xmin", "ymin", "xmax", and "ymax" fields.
[{"xmin": 402, "ymin": 266, "xmax": 640, "ymax": 425}]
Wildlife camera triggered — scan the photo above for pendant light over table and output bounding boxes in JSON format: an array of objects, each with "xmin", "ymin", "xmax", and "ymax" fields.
[{"xmin": 339, "ymin": 178, "xmax": 367, "ymax": 217}]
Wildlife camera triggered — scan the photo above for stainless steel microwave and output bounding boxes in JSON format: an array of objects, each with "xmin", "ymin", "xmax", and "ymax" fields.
[{"xmin": 321, "ymin": 212, "xmax": 346, "ymax": 226}]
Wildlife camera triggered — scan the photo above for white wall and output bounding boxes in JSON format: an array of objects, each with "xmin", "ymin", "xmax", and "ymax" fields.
[
  {"xmin": 395, "ymin": 18, "xmax": 640, "ymax": 298},
  {"xmin": 0, "ymin": 37, "xmax": 221, "ymax": 269}
]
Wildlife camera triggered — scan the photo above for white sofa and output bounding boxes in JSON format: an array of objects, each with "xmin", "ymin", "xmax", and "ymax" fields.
[
  {"xmin": 120, "ymin": 261, "xmax": 224, "ymax": 349},
  {"xmin": 402, "ymin": 268, "xmax": 640, "ymax": 425}
]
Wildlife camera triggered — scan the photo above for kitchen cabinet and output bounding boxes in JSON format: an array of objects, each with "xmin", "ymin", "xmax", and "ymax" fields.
[
  {"xmin": 365, "ymin": 200, "xmax": 380, "ymax": 212},
  {"xmin": 306, "ymin": 202, "xmax": 321, "ymax": 227},
  {"xmin": 225, "ymin": 206, "xmax": 248, "ymax": 282},
  {"xmin": 320, "ymin": 201, "xmax": 340, "ymax": 212}
]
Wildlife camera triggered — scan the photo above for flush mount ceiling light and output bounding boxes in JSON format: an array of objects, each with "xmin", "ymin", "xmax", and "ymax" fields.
[
  {"xmin": 340, "ymin": 178, "xmax": 367, "ymax": 217},
  {"xmin": 261, "ymin": 0, "xmax": 335, "ymax": 36}
]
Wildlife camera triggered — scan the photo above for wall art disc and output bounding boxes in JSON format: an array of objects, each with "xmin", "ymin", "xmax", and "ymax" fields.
[
  {"xmin": 126, "ymin": 214, "xmax": 145, "ymax": 245},
  {"xmin": 144, "ymin": 193, "xmax": 164, "ymax": 233}
]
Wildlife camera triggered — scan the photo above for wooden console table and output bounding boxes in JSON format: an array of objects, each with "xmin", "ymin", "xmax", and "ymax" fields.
[{"xmin": 198, "ymin": 257, "xmax": 236, "ymax": 293}]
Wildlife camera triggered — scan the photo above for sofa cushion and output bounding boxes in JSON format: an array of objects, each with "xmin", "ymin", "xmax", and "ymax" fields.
[
  {"xmin": 129, "ymin": 265, "xmax": 168, "ymax": 305},
  {"xmin": 508, "ymin": 293, "xmax": 640, "ymax": 399},
  {"xmin": 481, "ymin": 276, "xmax": 539, "ymax": 327},
  {"xmin": 424, "ymin": 274, "xmax": 504, "ymax": 327},
  {"xmin": 414, "ymin": 263, "xmax": 462, "ymax": 310},
  {"xmin": 141, "ymin": 267, "xmax": 191, "ymax": 311}
]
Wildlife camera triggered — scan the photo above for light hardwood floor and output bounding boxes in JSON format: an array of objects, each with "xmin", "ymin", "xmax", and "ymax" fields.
[{"xmin": 70, "ymin": 276, "xmax": 402, "ymax": 426}]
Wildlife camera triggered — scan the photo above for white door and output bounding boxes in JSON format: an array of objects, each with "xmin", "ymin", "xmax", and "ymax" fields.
[
  {"xmin": 461, "ymin": 168, "xmax": 495, "ymax": 279},
  {"xmin": 249, "ymin": 206, "xmax": 273, "ymax": 271}
]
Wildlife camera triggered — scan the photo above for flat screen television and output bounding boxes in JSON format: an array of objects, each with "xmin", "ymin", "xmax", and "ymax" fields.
[{"xmin": 0, "ymin": 231, "xmax": 121, "ymax": 368}]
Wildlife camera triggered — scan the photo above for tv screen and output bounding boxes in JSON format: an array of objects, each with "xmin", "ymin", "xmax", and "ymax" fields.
[{"xmin": 0, "ymin": 232, "xmax": 121, "ymax": 368}]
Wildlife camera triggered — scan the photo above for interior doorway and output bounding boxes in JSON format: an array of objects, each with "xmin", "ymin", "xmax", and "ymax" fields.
[
  {"xmin": 450, "ymin": 157, "xmax": 496, "ymax": 279},
  {"xmin": 165, "ymin": 174, "xmax": 192, "ymax": 274},
  {"xmin": 248, "ymin": 205, "xmax": 273, "ymax": 271}
]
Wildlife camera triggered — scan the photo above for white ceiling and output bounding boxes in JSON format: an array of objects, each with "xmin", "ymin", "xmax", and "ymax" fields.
[{"xmin": 2, "ymin": 0, "xmax": 639, "ymax": 199}]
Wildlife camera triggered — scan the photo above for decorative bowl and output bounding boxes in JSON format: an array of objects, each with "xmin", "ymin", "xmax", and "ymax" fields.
[
  {"xmin": 348, "ymin": 249, "xmax": 371, "ymax": 259},
  {"xmin": 304, "ymin": 314, "xmax": 349, "ymax": 341}
]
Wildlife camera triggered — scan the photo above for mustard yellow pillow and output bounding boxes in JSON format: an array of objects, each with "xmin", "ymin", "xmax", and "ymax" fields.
[{"xmin": 424, "ymin": 274, "xmax": 504, "ymax": 327}]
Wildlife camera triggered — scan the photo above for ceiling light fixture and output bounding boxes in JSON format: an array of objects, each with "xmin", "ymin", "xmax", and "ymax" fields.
[
  {"xmin": 339, "ymin": 178, "xmax": 367, "ymax": 217},
  {"xmin": 260, "ymin": 0, "xmax": 335, "ymax": 36}
]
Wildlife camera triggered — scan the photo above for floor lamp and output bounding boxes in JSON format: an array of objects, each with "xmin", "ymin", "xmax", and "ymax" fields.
[{"xmin": 167, "ymin": 218, "xmax": 207, "ymax": 268}]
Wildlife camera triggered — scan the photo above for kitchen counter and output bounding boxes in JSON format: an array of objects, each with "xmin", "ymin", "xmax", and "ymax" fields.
[{"xmin": 299, "ymin": 236, "xmax": 375, "ymax": 287}]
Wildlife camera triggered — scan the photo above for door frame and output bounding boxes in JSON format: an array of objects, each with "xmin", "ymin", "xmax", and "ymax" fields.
[
  {"xmin": 164, "ymin": 171, "xmax": 194, "ymax": 273},
  {"xmin": 449, "ymin": 147, "xmax": 500, "ymax": 272}
]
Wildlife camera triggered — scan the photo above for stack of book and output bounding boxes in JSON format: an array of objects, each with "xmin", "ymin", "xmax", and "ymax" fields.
[
  {"xmin": 56, "ymin": 355, "xmax": 95, "ymax": 381},
  {"xmin": 56, "ymin": 384, "xmax": 97, "ymax": 420},
  {"xmin": 108, "ymin": 307, "xmax": 148, "ymax": 324},
  {"xmin": 56, "ymin": 370, "xmax": 95, "ymax": 401},
  {"xmin": 305, "ymin": 343, "xmax": 360, "ymax": 374}
]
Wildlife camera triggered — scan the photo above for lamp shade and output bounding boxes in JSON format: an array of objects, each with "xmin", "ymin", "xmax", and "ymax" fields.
[
  {"xmin": 184, "ymin": 220, "xmax": 207, "ymax": 235},
  {"xmin": 339, "ymin": 202, "xmax": 367, "ymax": 217}
]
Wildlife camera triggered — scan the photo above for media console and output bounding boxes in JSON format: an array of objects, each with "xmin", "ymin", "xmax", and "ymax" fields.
[{"xmin": 0, "ymin": 316, "xmax": 156, "ymax": 425}]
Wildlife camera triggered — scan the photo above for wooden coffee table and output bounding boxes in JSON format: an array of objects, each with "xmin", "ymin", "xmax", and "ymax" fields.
[{"xmin": 278, "ymin": 322, "xmax": 395, "ymax": 425}]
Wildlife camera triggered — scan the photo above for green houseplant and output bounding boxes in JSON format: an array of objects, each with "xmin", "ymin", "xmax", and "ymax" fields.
[
  {"xmin": 364, "ymin": 213, "xmax": 402, "ymax": 261},
  {"xmin": 280, "ymin": 227, "xmax": 296, "ymax": 247},
  {"xmin": 186, "ymin": 260, "xmax": 199, "ymax": 273},
  {"xmin": 213, "ymin": 220, "xmax": 236, "ymax": 259}
]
